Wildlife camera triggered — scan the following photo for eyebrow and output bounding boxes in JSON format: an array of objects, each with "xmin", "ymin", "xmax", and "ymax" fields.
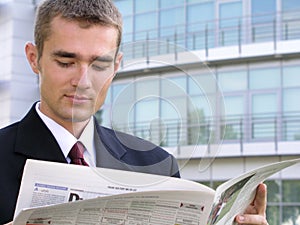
[
  {"xmin": 52, "ymin": 50, "xmax": 114, "ymax": 63},
  {"xmin": 52, "ymin": 51, "xmax": 76, "ymax": 58}
]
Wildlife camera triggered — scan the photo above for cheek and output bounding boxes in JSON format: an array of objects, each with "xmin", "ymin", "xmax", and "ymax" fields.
[
  {"xmin": 40, "ymin": 73, "xmax": 55, "ymax": 89},
  {"xmin": 39, "ymin": 68, "xmax": 66, "ymax": 95},
  {"xmin": 94, "ymin": 76, "xmax": 113, "ymax": 102}
]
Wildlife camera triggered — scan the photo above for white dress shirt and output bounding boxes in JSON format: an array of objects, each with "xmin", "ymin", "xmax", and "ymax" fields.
[{"xmin": 35, "ymin": 102, "xmax": 96, "ymax": 166}]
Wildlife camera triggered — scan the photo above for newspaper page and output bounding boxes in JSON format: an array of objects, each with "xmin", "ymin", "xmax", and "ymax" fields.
[
  {"xmin": 14, "ymin": 158, "xmax": 300, "ymax": 225},
  {"xmin": 207, "ymin": 158, "xmax": 300, "ymax": 225},
  {"xmin": 14, "ymin": 190, "xmax": 214, "ymax": 225},
  {"xmin": 14, "ymin": 159, "xmax": 215, "ymax": 224}
]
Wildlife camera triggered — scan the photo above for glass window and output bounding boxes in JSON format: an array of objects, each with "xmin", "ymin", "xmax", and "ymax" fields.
[
  {"xmin": 218, "ymin": 70, "xmax": 247, "ymax": 92},
  {"xmin": 99, "ymin": 108, "xmax": 110, "ymax": 126},
  {"xmin": 187, "ymin": 2, "xmax": 214, "ymax": 32},
  {"xmin": 283, "ymin": 66, "xmax": 300, "ymax": 87},
  {"xmin": 249, "ymin": 68, "xmax": 280, "ymax": 90},
  {"xmin": 112, "ymin": 83, "xmax": 134, "ymax": 103},
  {"xmin": 111, "ymin": 102, "xmax": 135, "ymax": 130},
  {"xmin": 283, "ymin": 119, "xmax": 300, "ymax": 141},
  {"xmin": 219, "ymin": 1, "xmax": 242, "ymax": 46},
  {"xmin": 161, "ymin": 98, "xmax": 187, "ymax": 146},
  {"xmin": 221, "ymin": 95, "xmax": 244, "ymax": 140},
  {"xmin": 251, "ymin": 93, "xmax": 277, "ymax": 138},
  {"xmin": 265, "ymin": 180, "xmax": 280, "ymax": 202},
  {"xmin": 283, "ymin": 89, "xmax": 300, "ymax": 112},
  {"xmin": 135, "ymin": 12, "xmax": 158, "ymax": 32},
  {"xmin": 161, "ymin": 97, "xmax": 187, "ymax": 121},
  {"xmin": 190, "ymin": 95, "xmax": 214, "ymax": 118},
  {"xmin": 187, "ymin": 101, "xmax": 211, "ymax": 144},
  {"xmin": 160, "ymin": 8, "xmax": 185, "ymax": 28},
  {"xmin": 112, "ymin": 83, "xmax": 125, "ymax": 99},
  {"xmin": 134, "ymin": 98, "xmax": 159, "ymax": 124},
  {"xmin": 223, "ymin": 95, "xmax": 244, "ymax": 117},
  {"xmin": 161, "ymin": 76, "xmax": 187, "ymax": 98},
  {"xmin": 219, "ymin": 1, "xmax": 242, "ymax": 28},
  {"xmin": 283, "ymin": 180, "xmax": 300, "ymax": 202},
  {"xmin": 114, "ymin": 0, "xmax": 133, "ymax": 16},
  {"xmin": 282, "ymin": 0, "xmax": 300, "ymax": 11},
  {"xmin": 252, "ymin": 93, "xmax": 277, "ymax": 114},
  {"xmin": 187, "ymin": 30, "xmax": 209, "ymax": 50},
  {"xmin": 104, "ymin": 86, "xmax": 112, "ymax": 104},
  {"xmin": 251, "ymin": 0, "xmax": 276, "ymax": 24},
  {"xmin": 189, "ymin": 74, "xmax": 217, "ymax": 95},
  {"xmin": 160, "ymin": 8, "xmax": 185, "ymax": 37},
  {"xmin": 283, "ymin": 206, "xmax": 300, "ymax": 225},
  {"xmin": 251, "ymin": 0, "xmax": 275, "ymax": 42},
  {"xmin": 135, "ymin": 12, "xmax": 158, "ymax": 41},
  {"xmin": 129, "ymin": 98, "xmax": 159, "ymax": 139},
  {"xmin": 186, "ymin": 1, "xmax": 214, "ymax": 48},
  {"xmin": 281, "ymin": 2, "xmax": 300, "ymax": 40},
  {"xmin": 266, "ymin": 206, "xmax": 280, "ymax": 225},
  {"xmin": 282, "ymin": 89, "xmax": 300, "ymax": 140},
  {"xmin": 131, "ymin": 98, "xmax": 156, "ymax": 134},
  {"xmin": 282, "ymin": 181, "xmax": 300, "ymax": 225},
  {"xmin": 122, "ymin": 16, "xmax": 133, "ymax": 38},
  {"xmin": 135, "ymin": 78, "xmax": 160, "ymax": 99},
  {"xmin": 265, "ymin": 179, "xmax": 300, "ymax": 225},
  {"xmin": 160, "ymin": 0, "xmax": 184, "ymax": 8},
  {"xmin": 135, "ymin": 0, "xmax": 158, "ymax": 13},
  {"xmin": 187, "ymin": 0, "xmax": 212, "ymax": 3}
]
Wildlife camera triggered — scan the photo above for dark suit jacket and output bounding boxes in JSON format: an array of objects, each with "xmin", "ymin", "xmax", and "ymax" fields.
[{"xmin": 0, "ymin": 104, "xmax": 180, "ymax": 223}]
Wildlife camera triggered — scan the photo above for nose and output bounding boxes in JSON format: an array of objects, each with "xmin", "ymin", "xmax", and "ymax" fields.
[{"xmin": 72, "ymin": 65, "xmax": 92, "ymax": 89}]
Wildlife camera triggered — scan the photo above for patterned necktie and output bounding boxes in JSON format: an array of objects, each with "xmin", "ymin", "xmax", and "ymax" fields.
[{"xmin": 68, "ymin": 141, "xmax": 89, "ymax": 166}]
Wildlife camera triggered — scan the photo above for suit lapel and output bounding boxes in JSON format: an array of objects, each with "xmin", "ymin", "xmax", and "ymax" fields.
[
  {"xmin": 94, "ymin": 119, "xmax": 127, "ymax": 160},
  {"xmin": 14, "ymin": 104, "xmax": 67, "ymax": 163}
]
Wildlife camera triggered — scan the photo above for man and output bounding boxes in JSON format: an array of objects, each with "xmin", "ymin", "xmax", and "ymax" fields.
[{"xmin": 0, "ymin": 0, "xmax": 268, "ymax": 224}]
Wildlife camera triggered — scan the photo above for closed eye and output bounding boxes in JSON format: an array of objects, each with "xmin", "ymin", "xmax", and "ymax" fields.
[
  {"xmin": 91, "ymin": 64, "xmax": 107, "ymax": 71},
  {"xmin": 56, "ymin": 60, "xmax": 74, "ymax": 68}
]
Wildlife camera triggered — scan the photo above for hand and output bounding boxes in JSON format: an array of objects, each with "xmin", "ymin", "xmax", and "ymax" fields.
[{"xmin": 235, "ymin": 183, "xmax": 269, "ymax": 225}]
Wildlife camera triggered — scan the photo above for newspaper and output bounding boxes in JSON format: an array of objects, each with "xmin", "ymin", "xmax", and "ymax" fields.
[{"xmin": 13, "ymin": 158, "xmax": 300, "ymax": 225}]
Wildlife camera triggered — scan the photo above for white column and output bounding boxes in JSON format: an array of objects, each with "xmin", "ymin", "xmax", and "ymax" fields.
[{"xmin": 0, "ymin": 0, "xmax": 39, "ymax": 127}]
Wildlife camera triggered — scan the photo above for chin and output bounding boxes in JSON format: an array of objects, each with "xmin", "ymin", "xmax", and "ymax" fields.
[{"xmin": 70, "ymin": 112, "xmax": 93, "ymax": 123}]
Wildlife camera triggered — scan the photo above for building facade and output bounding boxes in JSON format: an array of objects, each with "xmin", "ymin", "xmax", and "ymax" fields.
[
  {"xmin": 0, "ymin": 0, "xmax": 38, "ymax": 126},
  {"xmin": 0, "ymin": 0, "xmax": 300, "ymax": 224}
]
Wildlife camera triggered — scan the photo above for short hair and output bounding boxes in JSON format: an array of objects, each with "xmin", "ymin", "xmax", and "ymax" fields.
[{"xmin": 34, "ymin": 0, "xmax": 123, "ymax": 59}]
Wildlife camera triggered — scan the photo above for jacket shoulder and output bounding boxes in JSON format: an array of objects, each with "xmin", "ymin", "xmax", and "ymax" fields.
[
  {"xmin": 0, "ymin": 121, "xmax": 19, "ymax": 142},
  {"xmin": 97, "ymin": 125, "xmax": 180, "ymax": 177}
]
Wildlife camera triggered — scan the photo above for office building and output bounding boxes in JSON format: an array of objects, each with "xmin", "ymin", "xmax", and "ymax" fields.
[{"xmin": 0, "ymin": 0, "xmax": 299, "ymax": 224}]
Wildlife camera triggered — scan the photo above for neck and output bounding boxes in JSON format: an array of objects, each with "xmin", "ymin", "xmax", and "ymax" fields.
[
  {"xmin": 63, "ymin": 119, "xmax": 90, "ymax": 139},
  {"xmin": 37, "ymin": 102, "xmax": 91, "ymax": 139}
]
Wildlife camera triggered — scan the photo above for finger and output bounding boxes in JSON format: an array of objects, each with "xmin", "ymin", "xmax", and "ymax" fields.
[
  {"xmin": 236, "ymin": 214, "xmax": 268, "ymax": 225},
  {"xmin": 254, "ymin": 183, "xmax": 267, "ymax": 215}
]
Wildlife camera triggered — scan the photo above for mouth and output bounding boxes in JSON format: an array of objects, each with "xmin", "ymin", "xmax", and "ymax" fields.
[{"xmin": 65, "ymin": 94, "xmax": 92, "ymax": 104}]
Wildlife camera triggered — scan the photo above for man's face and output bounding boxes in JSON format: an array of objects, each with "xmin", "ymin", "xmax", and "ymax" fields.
[{"xmin": 27, "ymin": 16, "xmax": 122, "ymax": 128}]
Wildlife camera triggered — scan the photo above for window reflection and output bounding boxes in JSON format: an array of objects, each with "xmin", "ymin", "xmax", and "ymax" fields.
[{"xmin": 249, "ymin": 68, "xmax": 280, "ymax": 90}]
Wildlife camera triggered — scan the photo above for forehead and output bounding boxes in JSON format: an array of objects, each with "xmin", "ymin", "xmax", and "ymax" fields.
[{"xmin": 44, "ymin": 16, "xmax": 119, "ymax": 57}]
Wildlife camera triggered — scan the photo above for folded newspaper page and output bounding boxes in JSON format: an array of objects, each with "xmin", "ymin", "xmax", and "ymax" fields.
[
  {"xmin": 13, "ymin": 158, "xmax": 300, "ymax": 225},
  {"xmin": 14, "ymin": 159, "xmax": 215, "ymax": 225}
]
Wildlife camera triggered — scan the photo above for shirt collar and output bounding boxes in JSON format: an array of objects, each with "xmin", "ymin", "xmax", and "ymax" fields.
[
  {"xmin": 35, "ymin": 102, "xmax": 95, "ymax": 165},
  {"xmin": 78, "ymin": 116, "xmax": 95, "ymax": 165}
]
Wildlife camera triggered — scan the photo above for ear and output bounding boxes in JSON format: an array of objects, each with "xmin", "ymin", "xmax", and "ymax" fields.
[
  {"xmin": 113, "ymin": 51, "xmax": 123, "ymax": 75},
  {"xmin": 25, "ymin": 42, "xmax": 40, "ymax": 74}
]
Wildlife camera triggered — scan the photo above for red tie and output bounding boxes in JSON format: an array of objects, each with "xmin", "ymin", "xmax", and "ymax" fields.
[{"xmin": 68, "ymin": 141, "xmax": 89, "ymax": 166}]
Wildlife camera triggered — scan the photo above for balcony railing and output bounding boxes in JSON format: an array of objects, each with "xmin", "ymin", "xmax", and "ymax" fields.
[
  {"xmin": 120, "ymin": 10, "xmax": 300, "ymax": 62},
  {"xmin": 112, "ymin": 112, "xmax": 300, "ymax": 152}
]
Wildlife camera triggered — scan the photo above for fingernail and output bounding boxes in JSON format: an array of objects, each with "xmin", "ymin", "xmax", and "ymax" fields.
[{"xmin": 238, "ymin": 215, "xmax": 245, "ymax": 221}]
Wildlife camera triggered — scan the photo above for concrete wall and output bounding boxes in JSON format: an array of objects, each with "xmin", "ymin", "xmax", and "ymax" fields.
[{"xmin": 0, "ymin": 0, "xmax": 39, "ymax": 128}]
